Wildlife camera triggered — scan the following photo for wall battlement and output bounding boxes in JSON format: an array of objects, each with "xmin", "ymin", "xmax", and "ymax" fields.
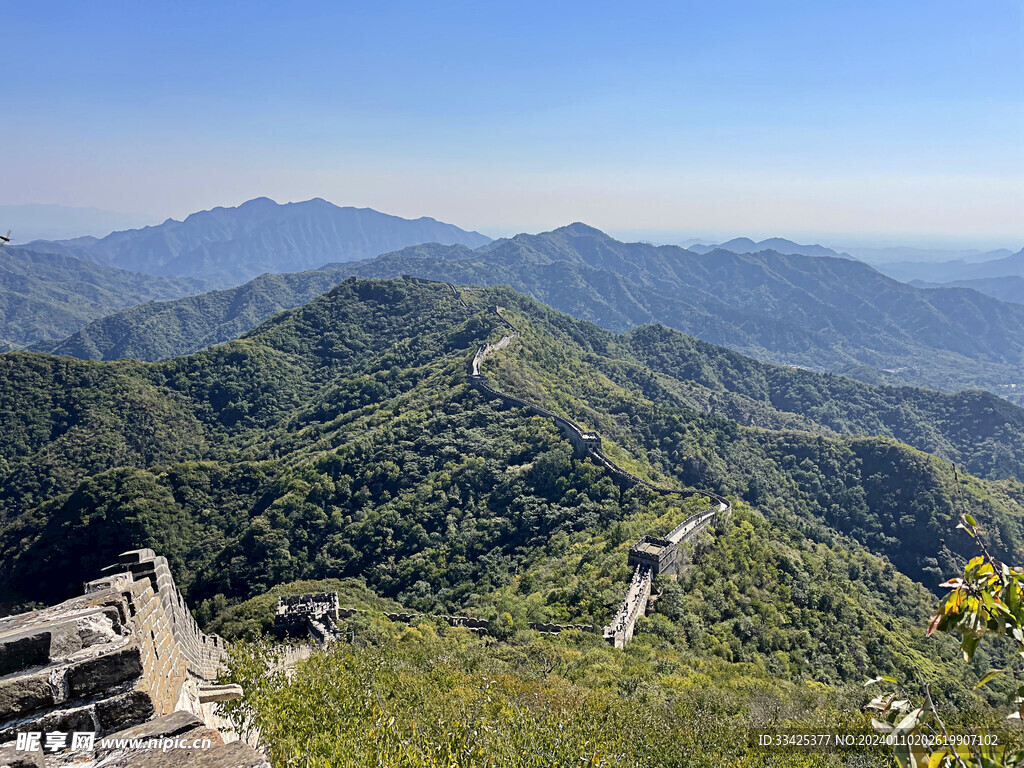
[
  {"xmin": 0, "ymin": 551, "xmax": 267, "ymax": 767},
  {"xmin": 453, "ymin": 288, "xmax": 731, "ymax": 649}
]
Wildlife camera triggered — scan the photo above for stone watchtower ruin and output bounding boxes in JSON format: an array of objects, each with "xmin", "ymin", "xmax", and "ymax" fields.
[{"xmin": 273, "ymin": 592, "xmax": 353, "ymax": 645}]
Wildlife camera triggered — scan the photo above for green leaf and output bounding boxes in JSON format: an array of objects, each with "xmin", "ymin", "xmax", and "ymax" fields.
[
  {"xmin": 870, "ymin": 718, "xmax": 894, "ymax": 734},
  {"xmin": 892, "ymin": 707, "xmax": 923, "ymax": 736},
  {"xmin": 974, "ymin": 669, "xmax": 1005, "ymax": 690}
]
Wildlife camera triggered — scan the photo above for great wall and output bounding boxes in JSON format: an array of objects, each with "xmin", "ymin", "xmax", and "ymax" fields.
[
  {"xmin": 412, "ymin": 276, "xmax": 731, "ymax": 648},
  {"xmin": 1, "ymin": 277, "xmax": 731, "ymax": 765},
  {"xmin": 0, "ymin": 549, "xmax": 267, "ymax": 767}
]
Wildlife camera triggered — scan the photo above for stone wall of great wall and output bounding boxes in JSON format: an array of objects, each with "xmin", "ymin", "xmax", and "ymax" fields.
[
  {"xmin": 401, "ymin": 276, "xmax": 731, "ymax": 649},
  {"xmin": 528, "ymin": 622, "xmax": 596, "ymax": 635},
  {"xmin": 0, "ymin": 550, "xmax": 267, "ymax": 768},
  {"xmin": 99, "ymin": 550, "xmax": 228, "ymax": 682},
  {"xmin": 273, "ymin": 600, "xmax": 492, "ymax": 644},
  {"xmin": 0, "ymin": 276, "xmax": 733, "ymax": 765},
  {"xmin": 275, "ymin": 597, "xmax": 605, "ymax": 647},
  {"xmin": 603, "ymin": 566, "xmax": 652, "ymax": 649}
]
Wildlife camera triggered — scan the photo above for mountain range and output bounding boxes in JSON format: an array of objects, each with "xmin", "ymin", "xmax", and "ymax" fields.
[
  {"xmin": 845, "ymin": 245, "xmax": 1016, "ymax": 265},
  {"xmin": 0, "ymin": 246, "xmax": 211, "ymax": 351},
  {"xmin": 910, "ymin": 276, "xmax": 1024, "ymax": 306},
  {"xmin": 4, "ymin": 276, "xmax": 1022, "ymax": 610},
  {"xmin": 875, "ymin": 247, "xmax": 1024, "ymax": 284},
  {"xmin": 687, "ymin": 237, "xmax": 849, "ymax": 259},
  {"xmin": 338, "ymin": 224, "xmax": 1024, "ymax": 402},
  {"xmin": 36, "ymin": 265, "xmax": 1024, "ymax": 480},
  {"xmin": 38, "ymin": 223, "xmax": 1024, "ymax": 406},
  {"xmin": 26, "ymin": 197, "xmax": 491, "ymax": 282}
]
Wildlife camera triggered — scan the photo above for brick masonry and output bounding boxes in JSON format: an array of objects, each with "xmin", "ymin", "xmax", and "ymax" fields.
[{"xmin": 0, "ymin": 550, "xmax": 268, "ymax": 767}]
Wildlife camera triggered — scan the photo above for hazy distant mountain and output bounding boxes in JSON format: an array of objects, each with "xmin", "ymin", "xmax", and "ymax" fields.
[
  {"xmin": 876, "ymin": 247, "xmax": 1024, "ymax": 283},
  {"xmin": 0, "ymin": 204, "xmax": 152, "ymax": 243},
  {"xmin": 46, "ymin": 223, "xmax": 1024, "ymax": 404},
  {"xmin": 688, "ymin": 237, "xmax": 848, "ymax": 259},
  {"xmin": 28, "ymin": 197, "xmax": 491, "ymax": 282},
  {"xmin": 0, "ymin": 246, "xmax": 210, "ymax": 350},
  {"xmin": 844, "ymin": 245, "xmax": 1015, "ymax": 265},
  {"xmin": 910, "ymin": 276, "xmax": 1024, "ymax": 306}
]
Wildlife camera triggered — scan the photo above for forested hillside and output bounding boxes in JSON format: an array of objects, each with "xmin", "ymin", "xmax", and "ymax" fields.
[
  {"xmin": 620, "ymin": 324, "xmax": 1024, "ymax": 482},
  {"xmin": 37, "ymin": 268, "xmax": 1024, "ymax": 485},
  {"xmin": 328, "ymin": 225, "xmax": 1024, "ymax": 403},
  {"xmin": 0, "ymin": 246, "xmax": 210, "ymax": 350},
  {"xmin": 42, "ymin": 267, "xmax": 355, "ymax": 360},
  {"xmin": 4, "ymin": 276, "xmax": 1024, "ymax": 760}
]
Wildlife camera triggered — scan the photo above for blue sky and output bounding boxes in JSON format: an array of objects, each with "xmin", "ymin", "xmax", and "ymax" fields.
[{"xmin": 2, "ymin": 1, "xmax": 1022, "ymax": 246}]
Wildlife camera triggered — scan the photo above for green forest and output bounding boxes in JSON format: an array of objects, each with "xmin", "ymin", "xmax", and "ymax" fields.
[{"xmin": 2, "ymin": 277, "xmax": 1023, "ymax": 764}]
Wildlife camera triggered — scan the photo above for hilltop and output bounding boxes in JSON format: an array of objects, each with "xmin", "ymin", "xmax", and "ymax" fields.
[
  {"xmin": 26, "ymin": 197, "xmax": 491, "ymax": 282},
  {"xmin": 687, "ymin": 236, "xmax": 849, "ymax": 259}
]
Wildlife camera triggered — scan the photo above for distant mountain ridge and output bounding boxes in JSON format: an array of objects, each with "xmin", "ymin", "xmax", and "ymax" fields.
[
  {"xmin": 27, "ymin": 197, "xmax": 491, "ymax": 282},
  {"xmin": 875, "ymin": 247, "xmax": 1024, "ymax": 283},
  {"xmin": 687, "ymin": 237, "xmax": 848, "ymax": 259},
  {"xmin": 47, "ymin": 222, "xmax": 1024, "ymax": 405},
  {"xmin": 0, "ymin": 204, "xmax": 152, "ymax": 243},
  {"xmin": 910, "ymin": 276, "xmax": 1024, "ymax": 306},
  {"xmin": 847, "ymin": 245, "xmax": 1015, "ymax": 265}
]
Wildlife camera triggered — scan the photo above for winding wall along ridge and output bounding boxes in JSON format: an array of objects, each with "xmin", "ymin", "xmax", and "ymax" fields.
[{"xmin": 405, "ymin": 276, "xmax": 731, "ymax": 647}]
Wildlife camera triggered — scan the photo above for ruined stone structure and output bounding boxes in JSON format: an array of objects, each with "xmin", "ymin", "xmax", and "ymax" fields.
[
  {"xmin": 272, "ymin": 593, "xmax": 491, "ymax": 644},
  {"xmin": 528, "ymin": 622, "xmax": 596, "ymax": 635},
  {"xmin": 0, "ymin": 550, "xmax": 267, "ymax": 767},
  {"xmin": 381, "ymin": 612, "xmax": 488, "ymax": 635},
  {"xmin": 274, "ymin": 593, "xmax": 348, "ymax": 645}
]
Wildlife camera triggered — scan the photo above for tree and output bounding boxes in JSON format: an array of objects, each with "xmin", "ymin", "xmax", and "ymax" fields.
[{"xmin": 868, "ymin": 513, "xmax": 1024, "ymax": 767}]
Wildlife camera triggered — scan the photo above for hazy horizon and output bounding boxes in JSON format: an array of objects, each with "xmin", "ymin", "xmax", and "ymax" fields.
[
  {"xmin": 3, "ymin": 199, "xmax": 1020, "ymax": 257},
  {"xmin": 3, "ymin": 2, "xmax": 1021, "ymax": 247}
]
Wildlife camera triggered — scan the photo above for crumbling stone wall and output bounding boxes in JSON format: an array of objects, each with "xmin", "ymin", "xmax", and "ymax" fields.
[
  {"xmin": 95, "ymin": 550, "xmax": 227, "ymax": 682},
  {"xmin": 0, "ymin": 550, "xmax": 267, "ymax": 767},
  {"xmin": 382, "ymin": 613, "xmax": 488, "ymax": 633},
  {"xmin": 528, "ymin": 622, "xmax": 595, "ymax": 635}
]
